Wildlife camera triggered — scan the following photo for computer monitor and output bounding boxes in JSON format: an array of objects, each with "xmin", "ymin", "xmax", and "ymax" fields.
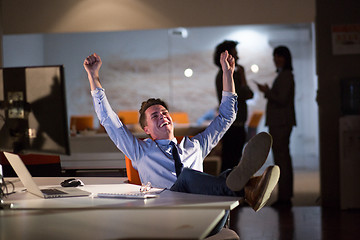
[{"xmin": 0, "ymin": 65, "xmax": 70, "ymax": 155}]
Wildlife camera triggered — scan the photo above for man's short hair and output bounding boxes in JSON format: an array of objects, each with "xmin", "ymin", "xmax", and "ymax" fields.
[{"xmin": 139, "ymin": 98, "xmax": 168, "ymax": 129}]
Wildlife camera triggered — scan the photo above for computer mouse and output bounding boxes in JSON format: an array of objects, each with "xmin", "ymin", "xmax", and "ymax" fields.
[{"xmin": 60, "ymin": 178, "xmax": 84, "ymax": 187}]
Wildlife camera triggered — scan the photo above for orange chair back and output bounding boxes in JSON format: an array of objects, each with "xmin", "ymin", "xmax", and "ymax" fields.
[
  {"xmin": 117, "ymin": 111, "xmax": 139, "ymax": 125},
  {"xmin": 70, "ymin": 115, "xmax": 94, "ymax": 131},
  {"xmin": 124, "ymin": 136, "xmax": 186, "ymax": 185},
  {"xmin": 248, "ymin": 111, "xmax": 263, "ymax": 128},
  {"xmin": 125, "ymin": 155, "xmax": 142, "ymax": 185},
  {"xmin": 170, "ymin": 112, "xmax": 189, "ymax": 124}
]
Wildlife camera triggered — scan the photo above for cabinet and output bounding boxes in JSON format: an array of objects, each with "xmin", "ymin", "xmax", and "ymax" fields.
[{"xmin": 339, "ymin": 116, "xmax": 360, "ymax": 209}]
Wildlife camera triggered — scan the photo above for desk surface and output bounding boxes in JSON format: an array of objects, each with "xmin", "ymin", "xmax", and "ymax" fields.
[
  {"xmin": 1, "ymin": 208, "xmax": 225, "ymax": 240},
  {"xmin": 3, "ymin": 177, "xmax": 242, "ymax": 210},
  {"xmin": 1, "ymin": 177, "xmax": 241, "ymax": 239}
]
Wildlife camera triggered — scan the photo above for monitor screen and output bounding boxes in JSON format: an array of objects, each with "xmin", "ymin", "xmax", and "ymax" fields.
[{"xmin": 0, "ymin": 65, "xmax": 70, "ymax": 155}]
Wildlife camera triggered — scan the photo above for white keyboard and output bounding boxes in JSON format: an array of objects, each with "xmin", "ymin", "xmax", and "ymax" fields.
[{"xmin": 97, "ymin": 192, "xmax": 159, "ymax": 199}]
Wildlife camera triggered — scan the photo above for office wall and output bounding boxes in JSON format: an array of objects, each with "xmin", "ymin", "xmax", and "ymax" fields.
[
  {"xmin": 1, "ymin": 0, "xmax": 315, "ymax": 34},
  {"xmin": 2, "ymin": 35, "xmax": 44, "ymax": 66}
]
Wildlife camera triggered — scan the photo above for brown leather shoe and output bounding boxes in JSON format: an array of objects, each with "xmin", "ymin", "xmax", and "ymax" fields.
[{"xmin": 244, "ymin": 165, "xmax": 280, "ymax": 212}]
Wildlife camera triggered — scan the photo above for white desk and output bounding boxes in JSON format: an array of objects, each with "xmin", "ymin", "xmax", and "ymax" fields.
[
  {"xmin": 3, "ymin": 177, "xmax": 241, "ymax": 210},
  {"xmin": 1, "ymin": 208, "xmax": 225, "ymax": 240},
  {"xmin": 1, "ymin": 177, "xmax": 242, "ymax": 239}
]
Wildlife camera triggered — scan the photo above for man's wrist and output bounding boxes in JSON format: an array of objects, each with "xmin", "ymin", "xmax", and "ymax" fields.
[
  {"xmin": 89, "ymin": 73, "xmax": 100, "ymax": 82},
  {"xmin": 88, "ymin": 71, "xmax": 99, "ymax": 78},
  {"xmin": 222, "ymin": 91, "xmax": 237, "ymax": 97}
]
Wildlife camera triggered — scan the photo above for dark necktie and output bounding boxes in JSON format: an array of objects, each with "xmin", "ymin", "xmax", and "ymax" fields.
[{"xmin": 170, "ymin": 141, "xmax": 183, "ymax": 177}]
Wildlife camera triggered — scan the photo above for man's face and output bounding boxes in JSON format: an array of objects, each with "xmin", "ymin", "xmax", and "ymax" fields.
[{"xmin": 143, "ymin": 104, "xmax": 174, "ymax": 140}]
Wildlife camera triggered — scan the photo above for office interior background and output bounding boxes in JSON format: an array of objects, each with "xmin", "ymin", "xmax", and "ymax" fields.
[
  {"xmin": 1, "ymin": 0, "xmax": 359, "ymax": 209},
  {"xmin": 2, "ymin": 23, "xmax": 318, "ymax": 170}
]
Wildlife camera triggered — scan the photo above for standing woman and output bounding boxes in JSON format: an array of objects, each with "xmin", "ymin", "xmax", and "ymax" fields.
[{"xmin": 256, "ymin": 46, "xmax": 296, "ymax": 207}]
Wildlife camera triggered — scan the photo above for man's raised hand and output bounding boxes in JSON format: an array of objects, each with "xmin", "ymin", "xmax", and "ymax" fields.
[
  {"xmin": 83, "ymin": 53, "xmax": 102, "ymax": 76},
  {"xmin": 220, "ymin": 50, "xmax": 236, "ymax": 93},
  {"xmin": 84, "ymin": 53, "xmax": 103, "ymax": 90},
  {"xmin": 220, "ymin": 50, "xmax": 235, "ymax": 75}
]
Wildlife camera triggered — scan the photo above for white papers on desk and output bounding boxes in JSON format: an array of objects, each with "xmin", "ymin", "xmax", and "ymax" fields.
[{"xmin": 96, "ymin": 185, "xmax": 165, "ymax": 199}]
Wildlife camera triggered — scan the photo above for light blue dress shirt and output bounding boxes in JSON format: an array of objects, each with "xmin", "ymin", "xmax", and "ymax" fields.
[{"xmin": 91, "ymin": 88, "xmax": 237, "ymax": 189}]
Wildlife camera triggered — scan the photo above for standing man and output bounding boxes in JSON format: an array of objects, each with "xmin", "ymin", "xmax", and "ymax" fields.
[{"xmin": 214, "ymin": 40, "xmax": 254, "ymax": 172}]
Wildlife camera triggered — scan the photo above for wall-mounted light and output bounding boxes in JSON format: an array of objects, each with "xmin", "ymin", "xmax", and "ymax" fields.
[
  {"xmin": 169, "ymin": 27, "xmax": 188, "ymax": 38},
  {"xmin": 250, "ymin": 64, "xmax": 259, "ymax": 73},
  {"xmin": 184, "ymin": 68, "xmax": 193, "ymax": 78}
]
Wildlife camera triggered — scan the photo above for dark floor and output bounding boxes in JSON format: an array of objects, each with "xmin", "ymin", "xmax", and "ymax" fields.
[
  {"xmin": 229, "ymin": 206, "xmax": 360, "ymax": 240},
  {"xmin": 227, "ymin": 168, "xmax": 360, "ymax": 240}
]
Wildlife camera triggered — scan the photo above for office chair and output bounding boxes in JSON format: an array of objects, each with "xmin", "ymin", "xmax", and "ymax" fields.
[
  {"xmin": 246, "ymin": 111, "xmax": 263, "ymax": 141},
  {"xmin": 117, "ymin": 110, "xmax": 139, "ymax": 125},
  {"xmin": 70, "ymin": 115, "xmax": 94, "ymax": 132},
  {"xmin": 124, "ymin": 136, "xmax": 186, "ymax": 185},
  {"xmin": 124, "ymin": 155, "xmax": 142, "ymax": 185},
  {"xmin": 170, "ymin": 112, "xmax": 190, "ymax": 125},
  {"xmin": 204, "ymin": 227, "xmax": 239, "ymax": 240}
]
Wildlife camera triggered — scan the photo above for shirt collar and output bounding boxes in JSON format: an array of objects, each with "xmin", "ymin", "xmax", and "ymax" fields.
[{"xmin": 155, "ymin": 138, "xmax": 178, "ymax": 146}]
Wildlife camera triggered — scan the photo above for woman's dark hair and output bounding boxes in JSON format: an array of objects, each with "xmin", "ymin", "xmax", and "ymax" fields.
[
  {"xmin": 273, "ymin": 46, "xmax": 293, "ymax": 71},
  {"xmin": 214, "ymin": 40, "xmax": 238, "ymax": 68},
  {"xmin": 138, "ymin": 98, "xmax": 168, "ymax": 129}
]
